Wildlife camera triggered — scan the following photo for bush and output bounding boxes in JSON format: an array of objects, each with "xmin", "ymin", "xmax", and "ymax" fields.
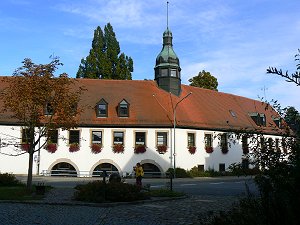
[
  {"xmin": 228, "ymin": 163, "xmax": 260, "ymax": 177},
  {"xmin": 167, "ymin": 167, "xmax": 191, "ymax": 178},
  {"xmin": 187, "ymin": 166, "xmax": 231, "ymax": 177},
  {"xmin": 0, "ymin": 173, "xmax": 22, "ymax": 186},
  {"xmin": 74, "ymin": 181, "xmax": 149, "ymax": 203}
]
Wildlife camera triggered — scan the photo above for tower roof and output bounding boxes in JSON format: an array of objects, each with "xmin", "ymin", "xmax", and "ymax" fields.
[{"xmin": 155, "ymin": 27, "xmax": 180, "ymax": 68}]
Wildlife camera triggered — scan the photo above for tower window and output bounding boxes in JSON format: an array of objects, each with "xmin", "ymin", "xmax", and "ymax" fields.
[
  {"xmin": 161, "ymin": 69, "xmax": 168, "ymax": 77},
  {"xmin": 170, "ymin": 69, "xmax": 177, "ymax": 77}
]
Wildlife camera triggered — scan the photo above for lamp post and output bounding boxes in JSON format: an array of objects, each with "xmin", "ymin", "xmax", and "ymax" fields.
[{"xmin": 173, "ymin": 92, "xmax": 192, "ymax": 178}]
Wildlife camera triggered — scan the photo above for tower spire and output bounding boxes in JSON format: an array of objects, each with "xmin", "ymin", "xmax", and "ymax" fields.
[{"xmin": 167, "ymin": 1, "xmax": 169, "ymax": 29}]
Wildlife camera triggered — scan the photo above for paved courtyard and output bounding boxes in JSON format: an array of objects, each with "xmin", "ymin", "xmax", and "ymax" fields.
[{"xmin": 0, "ymin": 188, "xmax": 238, "ymax": 225}]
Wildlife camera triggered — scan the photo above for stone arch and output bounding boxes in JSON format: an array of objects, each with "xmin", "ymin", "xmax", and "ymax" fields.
[
  {"xmin": 90, "ymin": 159, "xmax": 122, "ymax": 177},
  {"xmin": 140, "ymin": 159, "xmax": 164, "ymax": 177},
  {"xmin": 48, "ymin": 158, "xmax": 79, "ymax": 177}
]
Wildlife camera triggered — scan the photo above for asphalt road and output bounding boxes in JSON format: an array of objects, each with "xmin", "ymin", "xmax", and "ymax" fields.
[{"xmin": 17, "ymin": 175, "xmax": 258, "ymax": 197}]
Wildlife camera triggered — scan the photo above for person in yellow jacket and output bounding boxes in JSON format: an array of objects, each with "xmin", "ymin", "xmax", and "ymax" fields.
[{"xmin": 135, "ymin": 163, "xmax": 144, "ymax": 187}]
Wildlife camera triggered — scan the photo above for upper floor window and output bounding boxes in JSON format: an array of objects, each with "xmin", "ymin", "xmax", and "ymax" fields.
[
  {"xmin": 157, "ymin": 132, "xmax": 167, "ymax": 146},
  {"xmin": 69, "ymin": 130, "xmax": 80, "ymax": 144},
  {"xmin": 91, "ymin": 131, "xmax": 102, "ymax": 145},
  {"xmin": 135, "ymin": 132, "xmax": 146, "ymax": 146},
  {"xmin": 96, "ymin": 99, "xmax": 108, "ymax": 117},
  {"xmin": 113, "ymin": 131, "xmax": 124, "ymax": 145},
  {"xmin": 187, "ymin": 133, "xmax": 195, "ymax": 147},
  {"xmin": 118, "ymin": 99, "xmax": 129, "ymax": 117},
  {"xmin": 221, "ymin": 133, "xmax": 228, "ymax": 151},
  {"xmin": 48, "ymin": 130, "xmax": 58, "ymax": 144},
  {"xmin": 204, "ymin": 134, "xmax": 212, "ymax": 147},
  {"xmin": 21, "ymin": 128, "xmax": 30, "ymax": 143},
  {"xmin": 249, "ymin": 113, "xmax": 266, "ymax": 126}
]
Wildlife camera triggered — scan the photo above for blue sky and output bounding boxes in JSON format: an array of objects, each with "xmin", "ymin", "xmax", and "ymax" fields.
[{"xmin": 1, "ymin": 0, "xmax": 299, "ymax": 110}]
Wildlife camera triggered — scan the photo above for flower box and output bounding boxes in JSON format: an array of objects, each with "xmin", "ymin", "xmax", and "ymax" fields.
[
  {"xmin": 188, "ymin": 146, "xmax": 196, "ymax": 154},
  {"xmin": 45, "ymin": 143, "xmax": 57, "ymax": 153},
  {"xmin": 205, "ymin": 146, "xmax": 213, "ymax": 153},
  {"xmin": 156, "ymin": 145, "xmax": 167, "ymax": 154},
  {"xmin": 91, "ymin": 143, "xmax": 102, "ymax": 154},
  {"xmin": 134, "ymin": 145, "xmax": 146, "ymax": 154},
  {"xmin": 69, "ymin": 143, "xmax": 80, "ymax": 152},
  {"xmin": 20, "ymin": 143, "xmax": 30, "ymax": 152},
  {"xmin": 113, "ymin": 144, "xmax": 124, "ymax": 153}
]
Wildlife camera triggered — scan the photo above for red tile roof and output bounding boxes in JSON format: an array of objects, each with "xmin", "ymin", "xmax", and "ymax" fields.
[{"xmin": 0, "ymin": 78, "xmax": 286, "ymax": 135}]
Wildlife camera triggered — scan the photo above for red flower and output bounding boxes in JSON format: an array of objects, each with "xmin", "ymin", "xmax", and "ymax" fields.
[
  {"xmin": 91, "ymin": 143, "xmax": 102, "ymax": 154},
  {"xmin": 45, "ymin": 143, "xmax": 57, "ymax": 153},
  {"xmin": 134, "ymin": 145, "xmax": 146, "ymax": 154},
  {"xmin": 157, "ymin": 145, "xmax": 167, "ymax": 154},
  {"xmin": 113, "ymin": 144, "xmax": 124, "ymax": 153},
  {"xmin": 205, "ymin": 146, "xmax": 213, "ymax": 153},
  {"xmin": 188, "ymin": 146, "xmax": 196, "ymax": 154},
  {"xmin": 69, "ymin": 143, "xmax": 80, "ymax": 152}
]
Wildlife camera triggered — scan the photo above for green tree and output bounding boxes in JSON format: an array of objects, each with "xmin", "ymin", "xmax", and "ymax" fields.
[
  {"xmin": 188, "ymin": 70, "xmax": 218, "ymax": 91},
  {"xmin": 0, "ymin": 58, "xmax": 85, "ymax": 190},
  {"xmin": 77, "ymin": 23, "xmax": 133, "ymax": 80},
  {"xmin": 284, "ymin": 106, "xmax": 300, "ymax": 134}
]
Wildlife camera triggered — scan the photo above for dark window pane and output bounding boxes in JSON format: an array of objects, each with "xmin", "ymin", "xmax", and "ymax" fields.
[
  {"xmin": 135, "ymin": 132, "xmax": 146, "ymax": 145},
  {"xmin": 114, "ymin": 132, "xmax": 124, "ymax": 145},
  {"xmin": 48, "ymin": 130, "xmax": 58, "ymax": 144},
  {"xmin": 92, "ymin": 131, "xmax": 102, "ymax": 144},
  {"xmin": 69, "ymin": 130, "xmax": 80, "ymax": 144}
]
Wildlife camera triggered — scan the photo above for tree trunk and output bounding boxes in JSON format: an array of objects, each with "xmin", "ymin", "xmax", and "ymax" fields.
[{"xmin": 26, "ymin": 146, "xmax": 34, "ymax": 190}]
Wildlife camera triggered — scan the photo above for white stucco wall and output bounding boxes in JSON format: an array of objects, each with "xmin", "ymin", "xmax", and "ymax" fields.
[{"xmin": 0, "ymin": 124, "xmax": 282, "ymax": 176}]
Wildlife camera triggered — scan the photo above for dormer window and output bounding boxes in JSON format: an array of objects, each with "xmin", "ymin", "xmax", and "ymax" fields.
[
  {"xmin": 45, "ymin": 102, "xmax": 53, "ymax": 115},
  {"xmin": 273, "ymin": 117, "xmax": 281, "ymax": 128},
  {"xmin": 118, "ymin": 99, "xmax": 129, "ymax": 117},
  {"xmin": 96, "ymin": 99, "xmax": 108, "ymax": 117},
  {"xmin": 249, "ymin": 112, "xmax": 266, "ymax": 126}
]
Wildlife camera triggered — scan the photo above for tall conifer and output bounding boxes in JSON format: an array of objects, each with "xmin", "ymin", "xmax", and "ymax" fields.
[{"xmin": 77, "ymin": 23, "xmax": 133, "ymax": 79}]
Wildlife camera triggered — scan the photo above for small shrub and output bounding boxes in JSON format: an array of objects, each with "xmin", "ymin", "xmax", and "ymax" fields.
[
  {"xmin": 74, "ymin": 181, "xmax": 149, "ymax": 203},
  {"xmin": 167, "ymin": 167, "xmax": 191, "ymax": 178},
  {"xmin": 0, "ymin": 173, "xmax": 23, "ymax": 186}
]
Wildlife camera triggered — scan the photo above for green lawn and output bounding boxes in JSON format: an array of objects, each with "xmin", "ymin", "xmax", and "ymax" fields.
[{"xmin": 0, "ymin": 186, "xmax": 44, "ymax": 200}]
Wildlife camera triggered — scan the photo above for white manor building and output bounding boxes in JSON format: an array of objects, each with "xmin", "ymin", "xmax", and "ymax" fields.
[{"xmin": 0, "ymin": 27, "xmax": 286, "ymax": 177}]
